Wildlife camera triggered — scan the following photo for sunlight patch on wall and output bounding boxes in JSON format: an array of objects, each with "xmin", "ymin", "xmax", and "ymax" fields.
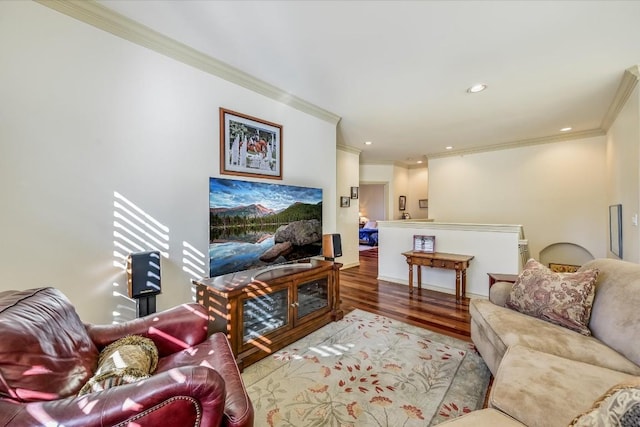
[
  {"xmin": 182, "ymin": 241, "xmax": 206, "ymax": 301},
  {"xmin": 113, "ymin": 192, "xmax": 170, "ymax": 269},
  {"xmin": 182, "ymin": 240, "xmax": 206, "ymax": 278},
  {"xmin": 112, "ymin": 191, "xmax": 170, "ymax": 323}
]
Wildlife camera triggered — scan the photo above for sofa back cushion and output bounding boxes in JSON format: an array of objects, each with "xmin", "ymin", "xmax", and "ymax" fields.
[
  {"xmin": 0, "ymin": 287, "xmax": 99, "ymax": 402},
  {"xmin": 581, "ymin": 259, "xmax": 640, "ymax": 367}
]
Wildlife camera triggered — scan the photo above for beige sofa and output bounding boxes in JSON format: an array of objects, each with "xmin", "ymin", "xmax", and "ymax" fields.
[{"xmin": 440, "ymin": 258, "xmax": 640, "ymax": 426}]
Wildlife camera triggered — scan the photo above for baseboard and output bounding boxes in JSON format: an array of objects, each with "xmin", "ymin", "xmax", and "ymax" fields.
[{"xmin": 377, "ymin": 275, "xmax": 487, "ymax": 300}]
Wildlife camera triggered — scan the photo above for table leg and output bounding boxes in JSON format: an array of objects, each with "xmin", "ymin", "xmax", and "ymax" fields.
[
  {"xmin": 408, "ymin": 262, "xmax": 414, "ymax": 294},
  {"xmin": 455, "ymin": 268, "xmax": 461, "ymax": 301},
  {"xmin": 417, "ymin": 265, "xmax": 422, "ymax": 290},
  {"xmin": 461, "ymin": 269, "xmax": 467, "ymax": 300}
]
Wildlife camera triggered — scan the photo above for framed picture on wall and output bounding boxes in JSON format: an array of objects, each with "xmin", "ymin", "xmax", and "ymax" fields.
[
  {"xmin": 350, "ymin": 186, "xmax": 359, "ymax": 199},
  {"xmin": 219, "ymin": 108, "xmax": 283, "ymax": 179},
  {"xmin": 609, "ymin": 204, "xmax": 622, "ymax": 258},
  {"xmin": 419, "ymin": 199, "xmax": 428, "ymax": 208},
  {"xmin": 340, "ymin": 196, "xmax": 351, "ymax": 208},
  {"xmin": 399, "ymin": 195, "xmax": 406, "ymax": 211}
]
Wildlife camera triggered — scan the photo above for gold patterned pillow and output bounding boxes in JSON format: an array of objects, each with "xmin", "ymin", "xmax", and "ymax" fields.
[
  {"xmin": 506, "ymin": 259, "xmax": 599, "ymax": 335},
  {"xmin": 569, "ymin": 380, "xmax": 640, "ymax": 426},
  {"xmin": 78, "ymin": 335, "xmax": 158, "ymax": 395}
]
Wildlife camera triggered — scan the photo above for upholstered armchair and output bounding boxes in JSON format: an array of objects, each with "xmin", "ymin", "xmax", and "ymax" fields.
[{"xmin": 0, "ymin": 287, "xmax": 253, "ymax": 427}]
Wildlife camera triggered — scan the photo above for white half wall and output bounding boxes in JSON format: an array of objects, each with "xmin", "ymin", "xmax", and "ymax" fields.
[
  {"xmin": 378, "ymin": 221, "xmax": 521, "ymax": 298},
  {"xmin": 0, "ymin": 2, "xmax": 337, "ymax": 324}
]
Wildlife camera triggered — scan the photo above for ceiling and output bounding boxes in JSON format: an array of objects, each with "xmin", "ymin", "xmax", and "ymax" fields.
[{"xmin": 96, "ymin": 0, "xmax": 640, "ymax": 165}]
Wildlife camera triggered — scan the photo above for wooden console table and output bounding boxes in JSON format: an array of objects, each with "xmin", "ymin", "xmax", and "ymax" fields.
[{"xmin": 401, "ymin": 251, "xmax": 474, "ymax": 301}]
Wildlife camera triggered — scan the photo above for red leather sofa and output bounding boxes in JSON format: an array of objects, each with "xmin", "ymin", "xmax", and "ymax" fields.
[{"xmin": 0, "ymin": 287, "xmax": 253, "ymax": 427}]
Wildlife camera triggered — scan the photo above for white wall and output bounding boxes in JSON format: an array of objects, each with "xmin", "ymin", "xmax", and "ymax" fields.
[
  {"xmin": 336, "ymin": 147, "xmax": 360, "ymax": 268},
  {"xmin": 407, "ymin": 167, "xmax": 429, "ymax": 219},
  {"xmin": 606, "ymin": 85, "xmax": 640, "ymax": 262},
  {"xmin": 0, "ymin": 2, "xmax": 337, "ymax": 324},
  {"xmin": 428, "ymin": 136, "xmax": 608, "ymax": 261},
  {"xmin": 392, "ymin": 165, "xmax": 409, "ymax": 219}
]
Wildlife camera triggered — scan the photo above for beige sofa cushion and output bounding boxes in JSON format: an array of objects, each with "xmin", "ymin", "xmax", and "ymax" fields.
[
  {"xmin": 470, "ymin": 299, "xmax": 640, "ymax": 375},
  {"xmin": 582, "ymin": 258, "xmax": 640, "ymax": 367},
  {"xmin": 490, "ymin": 345, "xmax": 637, "ymax": 427}
]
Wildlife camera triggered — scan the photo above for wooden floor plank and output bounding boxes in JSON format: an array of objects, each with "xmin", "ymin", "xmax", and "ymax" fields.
[{"xmin": 340, "ymin": 248, "xmax": 472, "ymax": 341}]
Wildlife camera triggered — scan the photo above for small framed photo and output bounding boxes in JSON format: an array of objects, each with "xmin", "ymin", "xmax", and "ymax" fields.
[
  {"xmin": 350, "ymin": 186, "xmax": 359, "ymax": 199},
  {"xmin": 399, "ymin": 195, "xmax": 406, "ymax": 211},
  {"xmin": 413, "ymin": 235, "xmax": 435, "ymax": 253},
  {"xmin": 219, "ymin": 108, "xmax": 283, "ymax": 180},
  {"xmin": 419, "ymin": 199, "xmax": 428, "ymax": 209},
  {"xmin": 340, "ymin": 196, "xmax": 351, "ymax": 208},
  {"xmin": 548, "ymin": 263, "xmax": 580, "ymax": 273}
]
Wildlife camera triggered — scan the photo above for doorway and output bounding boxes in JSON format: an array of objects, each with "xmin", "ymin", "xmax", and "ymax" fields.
[{"xmin": 359, "ymin": 183, "xmax": 387, "ymax": 223}]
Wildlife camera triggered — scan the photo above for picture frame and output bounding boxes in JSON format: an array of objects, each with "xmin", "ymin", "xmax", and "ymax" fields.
[
  {"xmin": 413, "ymin": 235, "xmax": 435, "ymax": 253},
  {"xmin": 399, "ymin": 195, "xmax": 406, "ymax": 211},
  {"xmin": 340, "ymin": 196, "xmax": 351, "ymax": 208},
  {"xmin": 350, "ymin": 186, "xmax": 359, "ymax": 199},
  {"xmin": 609, "ymin": 204, "xmax": 622, "ymax": 258},
  {"xmin": 548, "ymin": 263, "xmax": 580, "ymax": 273},
  {"xmin": 419, "ymin": 199, "xmax": 428, "ymax": 209},
  {"xmin": 219, "ymin": 108, "xmax": 283, "ymax": 180}
]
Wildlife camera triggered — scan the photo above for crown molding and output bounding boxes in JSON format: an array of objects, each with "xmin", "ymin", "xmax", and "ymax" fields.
[
  {"xmin": 357, "ymin": 160, "xmax": 428, "ymax": 168},
  {"xmin": 359, "ymin": 127, "xmax": 606, "ymax": 164},
  {"xmin": 600, "ymin": 65, "xmax": 640, "ymax": 131},
  {"xmin": 337, "ymin": 144, "xmax": 361, "ymax": 155},
  {"xmin": 358, "ymin": 160, "xmax": 396, "ymax": 166},
  {"xmin": 407, "ymin": 163, "xmax": 428, "ymax": 170},
  {"xmin": 426, "ymin": 128, "xmax": 605, "ymax": 159},
  {"xmin": 35, "ymin": 0, "xmax": 341, "ymax": 126}
]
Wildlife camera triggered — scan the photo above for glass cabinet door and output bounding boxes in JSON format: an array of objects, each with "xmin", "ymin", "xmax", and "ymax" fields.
[
  {"xmin": 242, "ymin": 287, "xmax": 289, "ymax": 344},
  {"xmin": 296, "ymin": 277, "xmax": 329, "ymax": 320}
]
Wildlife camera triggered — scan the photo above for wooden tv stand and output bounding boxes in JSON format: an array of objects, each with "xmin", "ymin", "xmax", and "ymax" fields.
[{"xmin": 193, "ymin": 259, "xmax": 343, "ymax": 370}]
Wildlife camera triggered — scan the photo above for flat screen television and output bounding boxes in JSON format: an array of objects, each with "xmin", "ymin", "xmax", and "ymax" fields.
[{"xmin": 209, "ymin": 177, "xmax": 323, "ymax": 277}]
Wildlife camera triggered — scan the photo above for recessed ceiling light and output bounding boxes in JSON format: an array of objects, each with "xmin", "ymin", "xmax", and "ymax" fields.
[
  {"xmin": 417, "ymin": 160, "xmax": 423, "ymax": 164},
  {"xmin": 467, "ymin": 84, "xmax": 487, "ymax": 93},
  {"xmin": 445, "ymin": 146, "xmax": 453, "ymax": 150},
  {"xmin": 560, "ymin": 127, "xmax": 572, "ymax": 132},
  {"xmin": 364, "ymin": 141, "xmax": 372, "ymax": 145}
]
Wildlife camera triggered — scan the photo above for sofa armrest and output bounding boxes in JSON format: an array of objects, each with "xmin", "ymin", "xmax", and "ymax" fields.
[
  {"xmin": 3, "ymin": 366, "xmax": 226, "ymax": 427},
  {"xmin": 489, "ymin": 282, "xmax": 514, "ymax": 307},
  {"xmin": 85, "ymin": 303, "xmax": 209, "ymax": 356}
]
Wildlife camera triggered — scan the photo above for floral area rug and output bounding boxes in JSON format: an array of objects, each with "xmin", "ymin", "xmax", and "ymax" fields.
[{"xmin": 241, "ymin": 309, "xmax": 491, "ymax": 426}]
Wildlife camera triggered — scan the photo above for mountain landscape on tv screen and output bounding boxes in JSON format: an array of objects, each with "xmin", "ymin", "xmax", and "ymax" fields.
[{"xmin": 209, "ymin": 178, "xmax": 323, "ymax": 277}]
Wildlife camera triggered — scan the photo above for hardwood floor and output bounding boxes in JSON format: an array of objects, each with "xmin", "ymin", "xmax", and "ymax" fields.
[{"xmin": 340, "ymin": 247, "xmax": 472, "ymax": 341}]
